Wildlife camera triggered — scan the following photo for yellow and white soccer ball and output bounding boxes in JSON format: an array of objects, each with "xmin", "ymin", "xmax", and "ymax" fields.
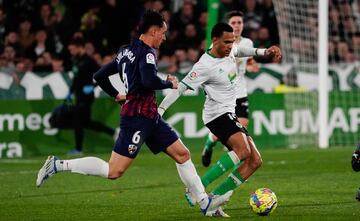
[{"xmin": 249, "ymin": 188, "xmax": 278, "ymax": 216}]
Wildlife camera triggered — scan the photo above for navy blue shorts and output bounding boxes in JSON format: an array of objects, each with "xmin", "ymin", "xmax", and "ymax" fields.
[{"xmin": 114, "ymin": 115, "xmax": 179, "ymax": 158}]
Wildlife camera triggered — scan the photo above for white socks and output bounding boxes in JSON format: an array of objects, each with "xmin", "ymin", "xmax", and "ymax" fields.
[
  {"xmin": 176, "ymin": 159, "xmax": 209, "ymax": 208},
  {"xmin": 55, "ymin": 157, "xmax": 109, "ymax": 178}
]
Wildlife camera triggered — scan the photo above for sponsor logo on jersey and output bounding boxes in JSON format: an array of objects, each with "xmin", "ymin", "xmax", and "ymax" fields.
[
  {"xmin": 189, "ymin": 72, "xmax": 198, "ymax": 80},
  {"xmin": 146, "ymin": 53, "xmax": 155, "ymax": 64},
  {"xmin": 128, "ymin": 144, "xmax": 138, "ymax": 154}
]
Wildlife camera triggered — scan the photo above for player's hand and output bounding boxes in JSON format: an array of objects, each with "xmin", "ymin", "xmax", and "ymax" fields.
[
  {"xmin": 115, "ymin": 93, "xmax": 126, "ymax": 105},
  {"xmin": 265, "ymin": 46, "xmax": 282, "ymax": 63},
  {"xmin": 167, "ymin": 74, "xmax": 178, "ymax": 89}
]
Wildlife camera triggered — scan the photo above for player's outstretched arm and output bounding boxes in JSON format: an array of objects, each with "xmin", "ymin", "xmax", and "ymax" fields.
[
  {"xmin": 158, "ymin": 82, "xmax": 187, "ymax": 116},
  {"xmin": 233, "ymin": 45, "xmax": 282, "ymax": 63}
]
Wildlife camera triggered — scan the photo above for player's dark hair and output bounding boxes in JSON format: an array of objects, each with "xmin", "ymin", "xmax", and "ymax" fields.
[
  {"xmin": 225, "ymin": 10, "xmax": 244, "ymax": 22},
  {"xmin": 138, "ymin": 10, "xmax": 165, "ymax": 34},
  {"xmin": 211, "ymin": 22, "xmax": 233, "ymax": 39}
]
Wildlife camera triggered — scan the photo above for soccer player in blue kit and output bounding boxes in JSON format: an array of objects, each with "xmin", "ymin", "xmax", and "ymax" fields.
[{"xmin": 36, "ymin": 10, "xmax": 230, "ymax": 217}]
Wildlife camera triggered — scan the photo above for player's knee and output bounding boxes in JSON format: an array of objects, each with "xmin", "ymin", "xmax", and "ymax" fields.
[
  {"xmin": 108, "ymin": 168, "xmax": 126, "ymax": 180},
  {"xmin": 251, "ymin": 156, "xmax": 263, "ymax": 170},
  {"xmin": 176, "ymin": 148, "xmax": 190, "ymax": 164},
  {"xmin": 233, "ymin": 144, "xmax": 251, "ymax": 160}
]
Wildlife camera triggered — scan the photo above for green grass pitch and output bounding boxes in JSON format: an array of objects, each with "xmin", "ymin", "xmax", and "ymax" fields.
[{"xmin": 0, "ymin": 146, "xmax": 359, "ymax": 220}]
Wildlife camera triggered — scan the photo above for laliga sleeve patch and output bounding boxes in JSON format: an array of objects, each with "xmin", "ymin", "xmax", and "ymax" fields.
[
  {"xmin": 146, "ymin": 53, "xmax": 155, "ymax": 64},
  {"xmin": 188, "ymin": 72, "xmax": 198, "ymax": 80}
]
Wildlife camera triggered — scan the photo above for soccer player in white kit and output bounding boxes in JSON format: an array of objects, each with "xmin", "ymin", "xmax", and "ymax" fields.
[
  {"xmin": 202, "ymin": 10, "xmax": 259, "ymax": 167},
  {"xmin": 158, "ymin": 22, "xmax": 281, "ymax": 216}
]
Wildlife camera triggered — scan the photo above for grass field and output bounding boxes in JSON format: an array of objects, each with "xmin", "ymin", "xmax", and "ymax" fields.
[{"xmin": 1, "ymin": 146, "xmax": 359, "ymax": 221}]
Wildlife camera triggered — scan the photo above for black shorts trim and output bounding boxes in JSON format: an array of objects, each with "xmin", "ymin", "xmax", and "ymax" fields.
[
  {"xmin": 205, "ymin": 113, "xmax": 249, "ymax": 150},
  {"xmin": 235, "ymin": 97, "xmax": 249, "ymax": 118}
]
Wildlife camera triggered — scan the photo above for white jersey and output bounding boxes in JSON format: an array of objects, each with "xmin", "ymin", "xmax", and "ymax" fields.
[
  {"xmin": 232, "ymin": 37, "xmax": 253, "ymax": 98},
  {"xmin": 158, "ymin": 45, "xmax": 262, "ymax": 124},
  {"xmin": 181, "ymin": 51, "xmax": 238, "ymax": 124}
]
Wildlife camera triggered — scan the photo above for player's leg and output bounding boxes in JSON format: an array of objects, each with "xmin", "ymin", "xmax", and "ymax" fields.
[
  {"xmin": 201, "ymin": 151, "xmax": 240, "ymax": 188},
  {"xmin": 238, "ymin": 117, "xmax": 248, "ymax": 129},
  {"xmin": 70, "ymin": 101, "xmax": 91, "ymax": 154},
  {"xmin": 72, "ymin": 112, "xmax": 85, "ymax": 154},
  {"xmin": 165, "ymin": 139, "xmax": 231, "ymax": 216},
  {"xmin": 36, "ymin": 151, "xmax": 135, "ymax": 187},
  {"xmin": 146, "ymin": 118, "xmax": 209, "ymax": 206},
  {"xmin": 201, "ymin": 113, "xmax": 244, "ymax": 187},
  {"xmin": 147, "ymin": 117, "xmax": 229, "ymax": 216},
  {"xmin": 165, "ymin": 139, "xmax": 210, "ymax": 206},
  {"xmin": 36, "ymin": 116, "xmax": 145, "ymax": 187},
  {"xmin": 201, "ymin": 132, "xmax": 219, "ymax": 167},
  {"xmin": 211, "ymin": 135, "xmax": 262, "ymax": 195}
]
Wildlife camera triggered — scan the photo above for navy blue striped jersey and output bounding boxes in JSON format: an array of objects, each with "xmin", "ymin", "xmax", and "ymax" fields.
[{"xmin": 94, "ymin": 38, "xmax": 173, "ymax": 119}]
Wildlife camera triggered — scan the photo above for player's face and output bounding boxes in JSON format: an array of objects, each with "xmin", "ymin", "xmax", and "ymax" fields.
[
  {"xmin": 214, "ymin": 31, "xmax": 235, "ymax": 57},
  {"xmin": 68, "ymin": 44, "xmax": 78, "ymax": 57},
  {"xmin": 228, "ymin": 16, "xmax": 243, "ymax": 37},
  {"xmin": 153, "ymin": 22, "xmax": 167, "ymax": 49}
]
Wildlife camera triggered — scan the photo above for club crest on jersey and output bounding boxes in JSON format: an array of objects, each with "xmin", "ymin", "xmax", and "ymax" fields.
[
  {"xmin": 128, "ymin": 144, "xmax": 138, "ymax": 155},
  {"xmin": 146, "ymin": 53, "xmax": 155, "ymax": 64},
  {"xmin": 188, "ymin": 72, "xmax": 198, "ymax": 80},
  {"xmin": 228, "ymin": 72, "xmax": 236, "ymax": 82}
]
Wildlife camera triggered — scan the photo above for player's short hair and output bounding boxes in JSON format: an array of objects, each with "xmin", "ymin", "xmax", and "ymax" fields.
[
  {"xmin": 138, "ymin": 10, "xmax": 165, "ymax": 34},
  {"xmin": 225, "ymin": 10, "xmax": 244, "ymax": 22},
  {"xmin": 211, "ymin": 22, "xmax": 233, "ymax": 39}
]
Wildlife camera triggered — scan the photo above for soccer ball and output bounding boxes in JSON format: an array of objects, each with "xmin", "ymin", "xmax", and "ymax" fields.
[{"xmin": 249, "ymin": 188, "xmax": 278, "ymax": 216}]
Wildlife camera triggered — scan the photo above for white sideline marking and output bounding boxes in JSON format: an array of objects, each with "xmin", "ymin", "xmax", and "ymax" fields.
[
  {"xmin": 267, "ymin": 160, "xmax": 287, "ymax": 165},
  {"xmin": 0, "ymin": 170, "xmax": 37, "ymax": 176}
]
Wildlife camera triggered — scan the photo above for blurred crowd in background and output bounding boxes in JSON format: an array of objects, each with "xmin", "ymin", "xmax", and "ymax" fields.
[
  {"xmin": 329, "ymin": 0, "xmax": 360, "ymax": 63},
  {"xmin": 0, "ymin": 0, "xmax": 359, "ymax": 85}
]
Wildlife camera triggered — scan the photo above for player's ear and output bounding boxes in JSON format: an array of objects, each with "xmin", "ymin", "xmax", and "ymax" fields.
[
  {"xmin": 149, "ymin": 27, "xmax": 156, "ymax": 37},
  {"xmin": 212, "ymin": 37, "xmax": 218, "ymax": 44}
]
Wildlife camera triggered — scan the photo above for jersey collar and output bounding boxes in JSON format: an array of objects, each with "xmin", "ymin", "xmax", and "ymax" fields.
[{"xmin": 206, "ymin": 49, "xmax": 217, "ymax": 58}]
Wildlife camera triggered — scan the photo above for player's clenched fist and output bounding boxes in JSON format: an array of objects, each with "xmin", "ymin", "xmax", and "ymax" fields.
[
  {"xmin": 167, "ymin": 74, "xmax": 178, "ymax": 89},
  {"xmin": 265, "ymin": 45, "xmax": 282, "ymax": 63}
]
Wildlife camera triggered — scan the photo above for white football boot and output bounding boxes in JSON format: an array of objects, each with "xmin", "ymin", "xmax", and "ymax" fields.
[
  {"xmin": 205, "ymin": 207, "xmax": 230, "ymax": 218},
  {"xmin": 201, "ymin": 190, "xmax": 233, "ymax": 217},
  {"xmin": 36, "ymin": 155, "xmax": 58, "ymax": 187},
  {"xmin": 186, "ymin": 188, "xmax": 233, "ymax": 207}
]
